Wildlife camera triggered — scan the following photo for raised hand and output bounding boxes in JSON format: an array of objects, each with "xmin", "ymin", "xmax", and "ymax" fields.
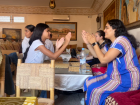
[
  {"xmin": 87, "ymin": 33, "xmax": 96, "ymax": 44},
  {"xmin": 56, "ymin": 37, "xmax": 64, "ymax": 49},
  {"xmin": 65, "ymin": 32, "xmax": 71, "ymax": 44},
  {"xmin": 82, "ymin": 30, "xmax": 89, "ymax": 44},
  {"xmin": 82, "ymin": 30, "xmax": 96, "ymax": 44}
]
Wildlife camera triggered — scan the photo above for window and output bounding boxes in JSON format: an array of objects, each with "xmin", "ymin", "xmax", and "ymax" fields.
[
  {"xmin": 0, "ymin": 15, "xmax": 25, "ymax": 23},
  {"xmin": 0, "ymin": 16, "xmax": 10, "ymax": 22},
  {"xmin": 13, "ymin": 16, "xmax": 25, "ymax": 23}
]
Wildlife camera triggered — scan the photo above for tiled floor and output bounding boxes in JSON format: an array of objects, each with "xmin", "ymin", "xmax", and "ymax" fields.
[{"xmin": 55, "ymin": 92, "xmax": 84, "ymax": 105}]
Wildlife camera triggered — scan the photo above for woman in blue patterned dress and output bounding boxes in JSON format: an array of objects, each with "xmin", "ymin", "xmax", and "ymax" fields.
[{"xmin": 82, "ymin": 19, "xmax": 140, "ymax": 105}]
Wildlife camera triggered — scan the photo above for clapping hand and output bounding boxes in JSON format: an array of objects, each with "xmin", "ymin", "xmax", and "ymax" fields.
[
  {"xmin": 82, "ymin": 30, "xmax": 96, "ymax": 44},
  {"xmin": 56, "ymin": 37, "xmax": 64, "ymax": 49},
  {"xmin": 87, "ymin": 33, "xmax": 96, "ymax": 44},
  {"xmin": 65, "ymin": 32, "xmax": 71, "ymax": 44},
  {"xmin": 82, "ymin": 30, "xmax": 89, "ymax": 44}
]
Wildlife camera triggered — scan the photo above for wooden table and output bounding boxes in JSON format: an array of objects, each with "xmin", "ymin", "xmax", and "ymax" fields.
[
  {"xmin": 44, "ymin": 59, "xmax": 92, "ymax": 91},
  {"xmin": 53, "ymin": 61, "xmax": 92, "ymax": 91}
]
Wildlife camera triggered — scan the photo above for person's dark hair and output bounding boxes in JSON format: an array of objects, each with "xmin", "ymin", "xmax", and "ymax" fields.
[
  {"xmin": 96, "ymin": 30, "xmax": 109, "ymax": 48},
  {"xmin": 25, "ymin": 25, "xmax": 35, "ymax": 32},
  {"xmin": 107, "ymin": 19, "xmax": 139, "ymax": 49},
  {"xmin": 96, "ymin": 30, "xmax": 105, "ymax": 40},
  {"xmin": 23, "ymin": 23, "xmax": 49, "ymax": 62}
]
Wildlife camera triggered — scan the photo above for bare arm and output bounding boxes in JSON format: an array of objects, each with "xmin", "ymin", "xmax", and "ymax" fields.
[
  {"xmin": 37, "ymin": 32, "xmax": 71, "ymax": 60},
  {"xmin": 82, "ymin": 30, "xmax": 120, "ymax": 64},
  {"xmin": 86, "ymin": 55, "xmax": 94, "ymax": 60},
  {"xmin": 93, "ymin": 44, "xmax": 120, "ymax": 64},
  {"xmin": 36, "ymin": 42, "xmax": 68, "ymax": 60},
  {"xmin": 91, "ymin": 63, "xmax": 107, "ymax": 68},
  {"xmin": 86, "ymin": 44, "xmax": 105, "ymax": 58},
  {"xmin": 86, "ymin": 44, "xmax": 97, "ymax": 58}
]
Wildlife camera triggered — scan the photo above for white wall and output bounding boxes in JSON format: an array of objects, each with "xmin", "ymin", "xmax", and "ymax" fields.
[
  {"xmin": 128, "ymin": 28, "xmax": 140, "ymax": 42},
  {"xmin": 0, "ymin": 13, "xmax": 97, "ymax": 47}
]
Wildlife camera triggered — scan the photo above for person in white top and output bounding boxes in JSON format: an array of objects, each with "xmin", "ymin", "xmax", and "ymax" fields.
[
  {"xmin": 45, "ymin": 34, "xmax": 54, "ymax": 60},
  {"xmin": 22, "ymin": 25, "xmax": 35, "ymax": 54},
  {"xmin": 23, "ymin": 23, "xmax": 71, "ymax": 64},
  {"xmin": 23, "ymin": 23, "xmax": 71, "ymax": 98}
]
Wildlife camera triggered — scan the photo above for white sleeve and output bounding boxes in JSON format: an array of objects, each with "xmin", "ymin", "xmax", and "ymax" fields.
[
  {"xmin": 32, "ymin": 40, "xmax": 44, "ymax": 50},
  {"xmin": 22, "ymin": 38, "xmax": 29, "ymax": 53}
]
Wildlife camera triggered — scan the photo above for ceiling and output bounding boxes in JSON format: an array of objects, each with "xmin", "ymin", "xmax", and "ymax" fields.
[
  {"xmin": 0, "ymin": 0, "xmax": 106, "ymax": 15},
  {"xmin": 0, "ymin": 0, "xmax": 97, "ymax": 8}
]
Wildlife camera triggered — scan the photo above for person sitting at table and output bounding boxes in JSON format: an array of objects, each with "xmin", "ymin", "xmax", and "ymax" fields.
[
  {"xmin": 23, "ymin": 23, "xmax": 71, "ymax": 98},
  {"xmin": 44, "ymin": 33, "xmax": 54, "ymax": 61},
  {"xmin": 84, "ymin": 30, "xmax": 107, "ymax": 75},
  {"xmin": 82, "ymin": 19, "xmax": 140, "ymax": 105},
  {"xmin": 22, "ymin": 25, "xmax": 35, "ymax": 54},
  {"xmin": 86, "ymin": 30, "xmax": 107, "ymax": 65},
  {"xmin": 24, "ymin": 23, "xmax": 71, "ymax": 63}
]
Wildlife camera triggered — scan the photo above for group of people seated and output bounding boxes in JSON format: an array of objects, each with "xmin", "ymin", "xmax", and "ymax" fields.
[{"xmin": 20, "ymin": 19, "xmax": 140, "ymax": 105}]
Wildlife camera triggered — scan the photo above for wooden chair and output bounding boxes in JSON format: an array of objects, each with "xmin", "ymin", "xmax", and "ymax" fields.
[
  {"xmin": 1, "ymin": 50, "xmax": 17, "ymax": 55},
  {"xmin": 0, "ymin": 44, "xmax": 6, "ymax": 50},
  {"xmin": 16, "ymin": 59, "xmax": 55, "ymax": 105},
  {"xmin": 12, "ymin": 42, "xmax": 20, "ymax": 52},
  {"xmin": 1, "ymin": 50, "xmax": 19, "ymax": 84},
  {"xmin": 0, "ymin": 49, "xmax": 19, "ymax": 97}
]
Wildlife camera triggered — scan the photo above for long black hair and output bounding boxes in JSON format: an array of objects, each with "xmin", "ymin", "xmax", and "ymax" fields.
[
  {"xmin": 25, "ymin": 25, "xmax": 35, "ymax": 32},
  {"xmin": 107, "ymin": 19, "xmax": 139, "ymax": 49},
  {"xmin": 23, "ymin": 23, "xmax": 49, "ymax": 62}
]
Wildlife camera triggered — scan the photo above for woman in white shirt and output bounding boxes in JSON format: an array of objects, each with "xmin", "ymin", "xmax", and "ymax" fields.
[
  {"xmin": 23, "ymin": 23, "xmax": 71, "ymax": 98},
  {"xmin": 23, "ymin": 23, "xmax": 71, "ymax": 64},
  {"xmin": 22, "ymin": 25, "xmax": 35, "ymax": 54}
]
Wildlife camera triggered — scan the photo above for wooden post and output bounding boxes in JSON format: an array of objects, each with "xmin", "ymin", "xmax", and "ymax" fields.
[
  {"xmin": 17, "ymin": 59, "xmax": 22, "ymax": 66},
  {"xmin": 31, "ymin": 90, "xmax": 36, "ymax": 96},
  {"xmin": 51, "ymin": 60, "xmax": 55, "ymax": 68},
  {"xmin": 50, "ymin": 60, "xmax": 55, "ymax": 105},
  {"xmin": 50, "ymin": 88, "xmax": 54, "ymax": 100},
  {"xmin": 16, "ymin": 86, "xmax": 20, "ymax": 97},
  {"xmin": 1, "ymin": 81, "xmax": 4, "ymax": 97},
  {"xmin": 16, "ymin": 59, "xmax": 22, "ymax": 97}
]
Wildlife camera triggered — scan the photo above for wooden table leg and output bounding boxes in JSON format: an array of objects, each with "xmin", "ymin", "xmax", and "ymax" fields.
[
  {"xmin": 1, "ymin": 81, "xmax": 4, "ymax": 97},
  {"xmin": 31, "ymin": 90, "xmax": 36, "ymax": 96}
]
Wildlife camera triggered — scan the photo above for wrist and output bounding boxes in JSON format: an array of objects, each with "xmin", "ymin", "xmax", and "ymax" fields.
[
  {"xmin": 86, "ymin": 43, "xmax": 91, "ymax": 46},
  {"xmin": 92, "ymin": 42, "xmax": 97, "ymax": 47},
  {"xmin": 64, "ymin": 41, "xmax": 69, "ymax": 45},
  {"xmin": 55, "ymin": 47, "xmax": 59, "ymax": 52}
]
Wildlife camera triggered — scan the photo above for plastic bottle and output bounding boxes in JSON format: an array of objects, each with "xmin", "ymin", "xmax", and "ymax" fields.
[{"xmin": 79, "ymin": 48, "xmax": 87, "ymax": 73}]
